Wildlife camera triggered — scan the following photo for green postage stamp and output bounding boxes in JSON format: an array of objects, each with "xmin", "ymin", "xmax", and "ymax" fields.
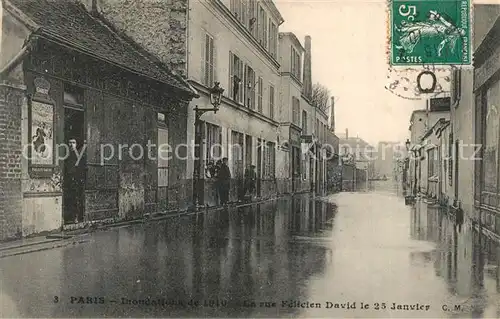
[{"xmin": 390, "ymin": 0, "xmax": 471, "ymax": 66}]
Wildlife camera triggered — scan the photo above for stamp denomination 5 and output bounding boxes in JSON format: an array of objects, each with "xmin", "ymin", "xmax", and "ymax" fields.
[{"xmin": 390, "ymin": 0, "xmax": 471, "ymax": 65}]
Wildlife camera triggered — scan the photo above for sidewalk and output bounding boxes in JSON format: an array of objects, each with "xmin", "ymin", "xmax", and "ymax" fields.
[{"xmin": 0, "ymin": 191, "xmax": 321, "ymax": 259}]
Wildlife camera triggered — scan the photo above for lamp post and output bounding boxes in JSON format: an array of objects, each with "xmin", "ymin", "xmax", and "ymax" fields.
[{"xmin": 193, "ymin": 82, "xmax": 224, "ymax": 207}]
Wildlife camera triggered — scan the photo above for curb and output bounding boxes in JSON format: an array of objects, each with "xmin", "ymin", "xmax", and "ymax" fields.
[{"xmin": 0, "ymin": 235, "xmax": 91, "ymax": 259}]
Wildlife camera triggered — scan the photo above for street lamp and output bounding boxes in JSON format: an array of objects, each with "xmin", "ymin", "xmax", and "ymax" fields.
[
  {"xmin": 405, "ymin": 139, "xmax": 411, "ymax": 151},
  {"xmin": 193, "ymin": 82, "xmax": 225, "ymax": 207}
]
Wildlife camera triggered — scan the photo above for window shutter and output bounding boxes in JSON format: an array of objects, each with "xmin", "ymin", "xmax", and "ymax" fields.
[
  {"xmin": 212, "ymin": 39, "xmax": 219, "ymax": 82},
  {"xmin": 258, "ymin": 76, "xmax": 263, "ymax": 112},
  {"xmin": 228, "ymin": 51, "xmax": 233, "ymax": 98},
  {"xmin": 241, "ymin": 0, "xmax": 247, "ymax": 25},
  {"xmin": 239, "ymin": 60, "xmax": 244, "ymax": 104},
  {"xmin": 209, "ymin": 36, "xmax": 215, "ymax": 86},
  {"xmin": 201, "ymin": 34, "xmax": 206, "ymax": 85}
]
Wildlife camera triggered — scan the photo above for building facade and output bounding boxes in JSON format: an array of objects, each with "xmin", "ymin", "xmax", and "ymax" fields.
[
  {"xmin": 186, "ymin": 0, "xmax": 285, "ymax": 205},
  {"xmin": 473, "ymin": 6, "xmax": 500, "ymax": 237},
  {"xmin": 0, "ymin": 0, "xmax": 197, "ymax": 239}
]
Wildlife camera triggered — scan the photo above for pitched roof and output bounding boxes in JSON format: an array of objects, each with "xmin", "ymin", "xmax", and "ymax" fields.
[{"xmin": 6, "ymin": 0, "xmax": 197, "ymax": 97}]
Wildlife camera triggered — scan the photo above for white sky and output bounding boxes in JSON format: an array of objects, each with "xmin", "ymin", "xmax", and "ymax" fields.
[{"xmin": 275, "ymin": 0, "xmax": 427, "ymax": 146}]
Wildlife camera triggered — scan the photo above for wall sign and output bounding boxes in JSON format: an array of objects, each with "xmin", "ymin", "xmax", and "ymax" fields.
[{"xmin": 28, "ymin": 77, "xmax": 56, "ymax": 178}]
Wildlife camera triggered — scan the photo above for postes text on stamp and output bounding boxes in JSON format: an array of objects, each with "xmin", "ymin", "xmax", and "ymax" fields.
[{"xmin": 390, "ymin": 0, "xmax": 471, "ymax": 66}]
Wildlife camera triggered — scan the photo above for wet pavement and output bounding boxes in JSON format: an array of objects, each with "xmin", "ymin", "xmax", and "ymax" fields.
[{"xmin": 1, "ymin": 182, "xmax": 499, "ymax": 318}]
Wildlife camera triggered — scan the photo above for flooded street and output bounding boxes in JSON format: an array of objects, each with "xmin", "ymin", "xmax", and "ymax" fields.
[{"xmin": 1, "ymin": 183, "xmax": 499, "ymax": 318}]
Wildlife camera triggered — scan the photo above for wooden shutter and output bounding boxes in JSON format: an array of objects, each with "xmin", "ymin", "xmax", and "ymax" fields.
[
  {"xmin": 208, "ymin": 35, "xmax": 214, "ymax": 86},
  {"xmin": 269, "ymin": 85, "xmax": 274, "ymax": 119},
  {"xmin": 212, "ymin": 37, "xmax": 217, "ymax": 83},
  {"xmin": 239, "ymin": 59, "xmax": 244, "ymax": 104},
  {"xmin": 228, "ymin": 51, "xmax": 233, "ymax": 99},
  {"xmin": 258, "ymin": 76, "xmax": 263, "ymax": 112},
  {"xmin": 201, "ymin": 34, "xmax": 206, "ymax": 85}
]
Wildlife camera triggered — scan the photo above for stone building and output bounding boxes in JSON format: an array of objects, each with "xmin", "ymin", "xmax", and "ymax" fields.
[
  {"xmin": 0, "ymin": 0, "xmax": 198, "ymax": 239},
  {"xmin": 472, "ymin": 6, "xmax": 500, "ymax": 237},
  {"xmin": 278, "ymin": 33, "xmax": 331, "ymax": 195},
  {"xmin": 185, "ymin": 0, "xmax": 285, "ymax": 205}
]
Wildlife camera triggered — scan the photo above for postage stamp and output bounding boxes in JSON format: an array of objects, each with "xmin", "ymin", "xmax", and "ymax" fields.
[{"xmin": 390, "ymin": 0, "xmax": 471, "ymax": 66}]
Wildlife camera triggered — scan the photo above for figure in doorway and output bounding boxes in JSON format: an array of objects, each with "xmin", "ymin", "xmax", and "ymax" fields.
[
  {"xmin": 244, "ymin": 165, "xmax": 257, "ymax": 198},
  {"xmin": 64, "ymin": 138, "xmax": 86, "ymax": 224},
  {"xmin": 217, "ymin": 157, "xmax": 231, "ymax": 206},
  {"xmin": 213, "ymin": 159, "xmax": 222, "ymax": 205}
]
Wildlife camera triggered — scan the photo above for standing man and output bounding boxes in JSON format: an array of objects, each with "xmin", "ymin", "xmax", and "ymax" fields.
[
  {"xmin": 217, "ymin": 157, "xmax": 231, "ymax": 206},
  {"xmin": 64, "ymin": 138, "xmax": 86, "ymax": 224}
]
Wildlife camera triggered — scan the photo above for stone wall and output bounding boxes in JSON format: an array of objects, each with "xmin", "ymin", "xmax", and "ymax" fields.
[{"xmin": 96, "ymin": 0, "xmax": 188, "ymax": 77}]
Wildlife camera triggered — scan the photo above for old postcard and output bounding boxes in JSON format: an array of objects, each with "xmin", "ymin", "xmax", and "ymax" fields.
[{"xmin": 0, "ymin": 0, "xmax": 499, "ymax": 317}]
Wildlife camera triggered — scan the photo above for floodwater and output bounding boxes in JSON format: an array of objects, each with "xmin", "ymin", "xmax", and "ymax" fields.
[{"xmin": 0, "ymin": 182, "xmax": 499, "ymax": 318}]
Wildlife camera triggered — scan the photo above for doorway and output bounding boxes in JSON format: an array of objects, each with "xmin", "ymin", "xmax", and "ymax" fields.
[{"xmin": 63, "ymin": 106, "xmax": 85, "ymax": 224}]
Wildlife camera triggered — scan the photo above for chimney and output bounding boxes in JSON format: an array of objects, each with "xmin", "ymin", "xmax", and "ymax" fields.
[
  {"xmin": 302, "ymin": 35, "xmax": 312, "ymax": 99},
  {"xmin": 345, "ymin": 128, "xmax": 348, "ymax": 140},
  {"xmin": 329, "ymin": 96, "xmax": 335, "ymax": 132}
]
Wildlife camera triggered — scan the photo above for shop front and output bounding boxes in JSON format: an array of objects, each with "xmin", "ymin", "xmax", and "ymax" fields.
[{"xmin": 0, "ymin": 0, "xmax": 197, "ymax": 238}]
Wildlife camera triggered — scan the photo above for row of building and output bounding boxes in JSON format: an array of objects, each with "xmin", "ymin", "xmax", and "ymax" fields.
[
  {"xmin": 0, "ymin": 0, "xmax": 341, "ymax": 239},
  {"xmin": 403, "ymin": 5, "xmax": 500, "ymax": 239}
]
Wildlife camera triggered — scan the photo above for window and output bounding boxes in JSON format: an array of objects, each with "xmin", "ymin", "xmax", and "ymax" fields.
[
  {"xmin": 229, "ymin": 51, "xmax": 244, "ymax": 103},
  {"xmin": 249, "ymin": 0, "xmax": 257, "ymax": 36},
  {"xmin": 230, "ymin": 0, "xmax": 242, "ymax": 19},
  {"xmin": 302, "ymin": 158, "xmax": 307, "ymax": 180},
  {"xmin": 244, "ymin": 66, "xmax": 255, "ymax": 109},
  {"xmin": 203, "ymin": 34, "xmax": 215, "ymax": 87},
  {"xmin": 263, "ymin": 141, "xmax": 275, "ymax": 178},
  {"xmin": 302, "ymin": 110, "xmax": 307, "ymax": 134},
  {"xmin": 292, "ymin": 147, "xmax": 301, "ymax": 177},
  {"xmin": 292, "ymin": 97, "xmax": 300, "ymax": 125},
  {"xmin": 205, "ymin": 123, "xmax": 222, "ymax": 161},
  {"xmin": 257, "ymin": 77, "xmax": 263, "ymax": 113},
  {"xmin": 64, "ymin": 84, "xmax": 84, "ymax": 106},
  {"xmin": 240, "ymin": 0, "xmax": 247, "ymax": 25},
  {"xmin": 157, "ymin": 128, "xmax": 169, "ymax": 187},
  {"xmin": 258, "ymin": 6, "xmax": 266, "ymax": 46},
  {"xmin": 268, "ymin": 20, "xmax": 277, "ymax": 58},
  {"xmin": 263, "ymin": 14, "xmax": 268, "ymax": 49},
  {"xmin": 428, "ymin": 149, "xmax": 435, "ymax": 178},
  {"xmin": 291, "ymin": 47, "xmax": 301, "ymax": 80},
  {"xmin": 269, "ymin": 85, "xmax": 275, "ymax": 119},
  {"xmin": 231, "ymin": 131, "xmax": 244, "ymax": 178}
]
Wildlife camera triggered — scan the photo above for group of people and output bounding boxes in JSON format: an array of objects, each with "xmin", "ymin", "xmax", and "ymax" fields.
[{"xmin": 209, "ymin": 158, "xmax": 257, "ymax": 206}]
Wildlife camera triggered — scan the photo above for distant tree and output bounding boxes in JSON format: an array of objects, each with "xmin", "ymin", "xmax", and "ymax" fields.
[{"xmin": 312, "ymin": 83, "xmax": 331, "ymax": 111}]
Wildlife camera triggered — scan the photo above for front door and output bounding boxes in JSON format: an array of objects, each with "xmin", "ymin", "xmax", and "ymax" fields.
[{"xmin": 62, "ymin": 106, "xmax": 85, "ymax": 224}]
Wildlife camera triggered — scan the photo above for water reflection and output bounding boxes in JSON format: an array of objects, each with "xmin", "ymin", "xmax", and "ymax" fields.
[
  {"xmin": 411, "ymin": 201, "xmax": 500, "ymax": 318},
  {"xmin": 0, "ymin": 195, "xmax": 337, "ymax": 318}
]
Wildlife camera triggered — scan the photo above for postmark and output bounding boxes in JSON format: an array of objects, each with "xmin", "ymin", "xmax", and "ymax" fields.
[{"xmin": 390, "ymin": 0, "xmax": 471, "ymax": 65}]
